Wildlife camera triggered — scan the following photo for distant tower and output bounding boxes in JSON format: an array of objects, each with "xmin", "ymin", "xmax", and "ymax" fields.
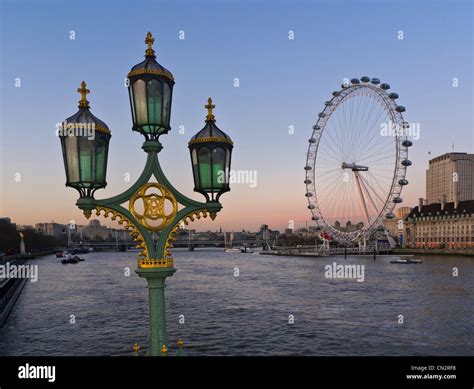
[{"xmin": 19, "ymin": 232, "xmax": 26, "ymax": 255}]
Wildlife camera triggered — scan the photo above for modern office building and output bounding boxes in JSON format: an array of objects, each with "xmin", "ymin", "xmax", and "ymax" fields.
[{"xmin": 426, "ymin": 152, "xmax": 474, "ymax": 204}]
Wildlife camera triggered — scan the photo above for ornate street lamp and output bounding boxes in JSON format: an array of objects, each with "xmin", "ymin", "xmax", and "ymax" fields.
[
  {"xmin": 127, "ymin": 32, "xmax": 174, "ymax": 140},
  {"xmin": 59, "ymin": 81, "xmax": 111, "ymax": 206},
  {"xmin": 188, "ymin": 98, "xmax": 233, "ymax": 202},
  {"xmin": 59, "ymin": 32, "xmax": 233, "ymax": 356}
]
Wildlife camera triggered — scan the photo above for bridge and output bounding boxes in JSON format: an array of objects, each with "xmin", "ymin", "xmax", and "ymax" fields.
[{"xmin": 67, "ymin": 238, "xmax": 262, "ymax": 251}]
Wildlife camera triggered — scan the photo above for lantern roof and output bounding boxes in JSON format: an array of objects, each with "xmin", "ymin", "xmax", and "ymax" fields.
[
  {"xmin": 189, "ymin": 98, "xmax": 233, "ymax": 146},
  {"xmin": 127, "ymin": 32, "xmax": 174, "ymax": 82},
  {"xmin": 63, "ymin": 81, "xmax": 110, "ymax": 135}
]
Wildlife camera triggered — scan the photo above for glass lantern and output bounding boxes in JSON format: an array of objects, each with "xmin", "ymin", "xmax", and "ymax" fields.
[
  {"xmin": 188, "ymin": 98, "xmax": 233, "ymax": 201},
  {"xmin": 127, "ymin": 32, "xmax": 174, "ymax": 140},
  {"xmin": 59, "ymin": 81, "xmax": 111, "ymax": 198}
]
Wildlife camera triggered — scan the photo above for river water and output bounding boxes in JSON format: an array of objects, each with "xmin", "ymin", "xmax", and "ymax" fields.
[{"xmin": 0, "ymin": 250, "xmax": 472, "ymax": 356}]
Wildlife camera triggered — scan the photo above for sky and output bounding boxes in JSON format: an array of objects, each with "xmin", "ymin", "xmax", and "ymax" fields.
[{"xmin": 0, "ymin": 0, "xmax": 473, "ymax": 232}]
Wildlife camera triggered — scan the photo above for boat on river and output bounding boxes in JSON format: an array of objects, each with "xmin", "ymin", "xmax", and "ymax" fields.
[{"xmin": 390, "ymin": 258, "xmax": 423, "ymax": 264}]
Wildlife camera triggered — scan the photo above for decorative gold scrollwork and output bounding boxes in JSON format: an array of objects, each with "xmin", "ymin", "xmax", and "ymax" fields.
[{"xmin": 129, "ymin": 183, "xmax": 178, "ymax": 231}]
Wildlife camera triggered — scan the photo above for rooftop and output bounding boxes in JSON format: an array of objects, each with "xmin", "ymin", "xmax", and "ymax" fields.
[{"xmin": 406, "ymin": 199, "xmax": 474, "ymax": 219}]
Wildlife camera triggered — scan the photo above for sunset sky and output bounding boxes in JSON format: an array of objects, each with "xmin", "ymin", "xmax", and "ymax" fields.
[{"xmin": 0, "ymin": 0, "xmax": 472, "ymax": 232}]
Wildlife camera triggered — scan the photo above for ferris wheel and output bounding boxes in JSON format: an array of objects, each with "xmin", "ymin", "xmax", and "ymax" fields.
[{"xmin": 305, "ymin": 76, "xmax": 413, "ymax": 242}]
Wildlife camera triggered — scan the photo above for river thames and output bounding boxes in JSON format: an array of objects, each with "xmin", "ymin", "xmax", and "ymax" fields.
[{"xmin": 0, "ymin": 250, "xmax": 472, "ymax": 356}]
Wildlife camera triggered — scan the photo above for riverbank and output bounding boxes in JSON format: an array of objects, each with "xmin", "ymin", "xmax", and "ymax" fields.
[
  {"xmin": 260, "ymin": 249, "xmax": 474, "ymax": 258},
  {"xmin": 0, "ymin": 259, "xmax": 29, "ymax": 327},
  {"xmin": 0, "ymin": 249, "xmax": 58, "ymax": 261},
  {"xmin": 393, "ymin": 249, "xmax": 474, "ymax": 257}
]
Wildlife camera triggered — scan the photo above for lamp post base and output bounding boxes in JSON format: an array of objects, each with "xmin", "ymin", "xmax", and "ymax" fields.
[{"xmin": 136, "ymin": 266, "xmax": 176, "ymax": 356}]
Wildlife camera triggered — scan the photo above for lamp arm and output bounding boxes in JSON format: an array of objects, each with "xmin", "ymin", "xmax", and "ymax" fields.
[{"xmin": 75, "ymin": 145, "xmax": 223, "ymax": 265}]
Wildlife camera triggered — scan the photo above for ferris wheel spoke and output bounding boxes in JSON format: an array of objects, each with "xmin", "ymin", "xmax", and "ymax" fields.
[
  {"xmin": 357, "ymin": 142, "xmax": 395, "ymax": 165},
  {"xmin": 366, "ymin": 172, "xmax": 392, "ymax": 205},
  {"xmin": 359, "ymin": 147, "xmax": 395, "ymax": 165},
  {"xmin": 353, "ymin": 112, "xmax": 388, "ymax": 161},
  {"xmin": 320, "ymin": 130, "xmax": 348, "ymax": 161},
  {"xmin": 354, "ymin": 113, "xmax": 390, "ymax": 161},
  {"xmin": 351, "ymin": 95, "xmax": 376, "ymax": 160},
  {"xmin": 359, "ymin": 173, "xmax": 386, "ymax": 207}
]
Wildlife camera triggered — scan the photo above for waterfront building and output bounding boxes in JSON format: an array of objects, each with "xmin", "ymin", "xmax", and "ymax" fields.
[
  {"xmin": 404, "ymin": 199, "xmax": 474, "ymax": 248},
  {"xmin": 333, "ymin": 221, "xmax": 364, "ymax": 233},
  {"xmin": 80, "ymin": 219, "xmax": 109, "ymax": 240},
  {"xmin": 16, "ymin": 225, "xmax": 34, "ymax": 231},
  {"xmin": 426, "ymin": 152, "xmax": 474, "ymax": 204},
  {"xmin": 35, "ymin": 222, "xmax": 65, "ymax": 238},
  {"xmin": 384, "ymin": 207, "xmax": 413, "ymax": 244},
  {"xmin": 0, "ymin": 217, "xmax": 17, "ymax": 230},
  {"xmin": 256, "ymin": 224, "xmax": 279, "ymax": 241}
]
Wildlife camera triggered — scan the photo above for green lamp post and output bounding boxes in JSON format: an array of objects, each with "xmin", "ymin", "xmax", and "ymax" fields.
[{"xmin": 59, "ymin": 32, "xmax": 233, "ymax": 356}]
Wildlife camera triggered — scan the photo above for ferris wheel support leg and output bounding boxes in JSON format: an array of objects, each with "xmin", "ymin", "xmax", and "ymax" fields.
[{"xmin": 353, "ymin": 171, "xmax": 370, "ymax": 226}]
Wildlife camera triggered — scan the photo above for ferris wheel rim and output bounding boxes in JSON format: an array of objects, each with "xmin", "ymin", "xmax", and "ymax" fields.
[{"xmin": 305, "ymin": 78, "xmax": 411, "ymax": 242}]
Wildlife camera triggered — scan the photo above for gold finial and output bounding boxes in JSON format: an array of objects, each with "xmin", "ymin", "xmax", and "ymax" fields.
[
  {"xmin": 133, "ymin": 343, "xmax": 140, "ymax": 353},
  {"xmin": 161, "ymin": 344, "xmax": 168, "ymax": 354},
  {"xmin": 77, "ymin": 81, "xmax": 90, "ymax": 108},
  {"xmin": 205, "ymin": 97, "xmax": 216, "ymax": 122},
  {"xmin": 145, "ymin": 32, "xmax": 156, "ymax": 57},
  {"xmin": 177, "ymin": 338, "xmax": 184, "ymax": 349}
]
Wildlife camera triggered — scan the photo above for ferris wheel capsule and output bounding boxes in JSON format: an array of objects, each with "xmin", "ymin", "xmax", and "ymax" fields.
[{"xmin": 398, "ymin": 179, "xmax": 409, "ymax": 185}]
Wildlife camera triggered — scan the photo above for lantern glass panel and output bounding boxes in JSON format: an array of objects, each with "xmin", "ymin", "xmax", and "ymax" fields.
[
  {"xmin": 133, "ymin": 79, "xmax": 147, "ymax": 126},
  {"xmin": 198, "ymin": 147, "xmax": 212, "ymax": 189},
  {"xmin": 130, "ymin": 89, "xmax": 137, "ymax": 123},
  {"xmin": 95, "ymin": 137, "xmax": 107, "ymax": 183},
  {"xmin": 225, "ymin": 148, "xmax": 231, "ymax": 171},
  {"xmin": 163, "ymin": 82, "xmax": 171, "ymax": 126},
  {"xmin": 212, "ymin": 147, "xmax": 226, "ymax": 190},
  {"xmin": 79, "ymin": 137, "xmax": 94, "ymax": 187},
  {"xmin": 147, "ymin": 79, "xmax": 162, "ymax": 124},
  {"xmin": 192, "ymin": 148, "xmax": 199, "ymax": 184},
  {"xmin": 65, "ymin": 135, "xmax": 79, "ymax": 183}
]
